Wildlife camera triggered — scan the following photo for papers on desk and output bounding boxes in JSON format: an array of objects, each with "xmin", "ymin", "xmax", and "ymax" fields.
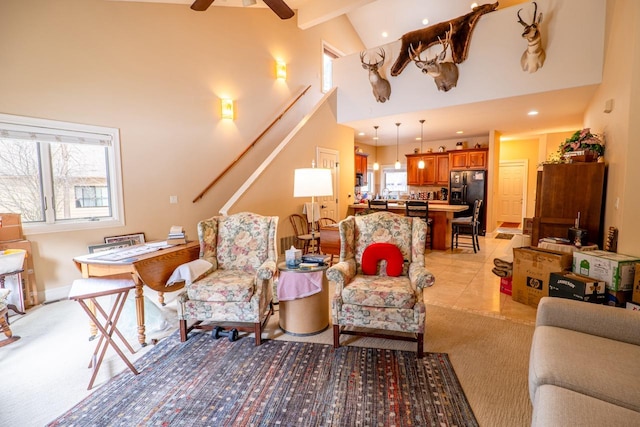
[{"xmin": 89, "ymin": 242, "xmax": 170, "ymax": 262}]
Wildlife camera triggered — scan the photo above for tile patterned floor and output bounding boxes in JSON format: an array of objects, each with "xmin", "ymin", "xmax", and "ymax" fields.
[{"xmin": 424, "ymin": 235, "xmax": 538, "ymax": 325}]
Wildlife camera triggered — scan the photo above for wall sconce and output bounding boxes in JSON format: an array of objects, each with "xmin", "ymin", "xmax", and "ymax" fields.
[
  {"xmin": 221, "ymin": 98, "xmax": 234, "ymax": 120},
  {"xmin": 276, "ymin": 60, "xmax": 287, "ymax": 80}
]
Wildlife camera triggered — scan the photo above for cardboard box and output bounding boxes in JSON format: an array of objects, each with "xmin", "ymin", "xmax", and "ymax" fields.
[
  {"xmin": 512, "ymin": 247, "xmax": 573, "ymax": 308},
  {"xmin": 0, "ymin": 213, "xmax": 23, "ymax": 242},
  {"xmin": 572, "ymin": 250, "xmax": 640, "ymax": 291},
  {"xmin": 500, "ymin": 277, "xmax": 512, "ymax": 296},
  {"xmin": 0, "ymin": 239, "xmax": 37, "ymax": 307},
  {"xmin": 626, "ymin": 301, "xmax": 640, "ymax": 311},
  {"xmin": 605, "ymin": 290, "xmax": 632, "ymax": 307},
  {"xmin": 548, "ymin": 271, "xmax": 606, "ymax": 303},
  {"xmin": 633, "ymin": 263, "xmax": 640, "ymax": 304}
]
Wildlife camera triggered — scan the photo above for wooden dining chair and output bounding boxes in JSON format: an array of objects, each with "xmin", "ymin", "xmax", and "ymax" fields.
[
  {"xmin": 289, "ymin": 213, "xmax": 318, "ymax": 254},
  {"xmin": 405, "ymin": 200, "xmax": 433, "ymax": 250}
]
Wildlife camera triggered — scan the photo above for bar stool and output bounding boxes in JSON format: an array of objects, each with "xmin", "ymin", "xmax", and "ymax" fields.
[
  {"xmin": 69, "ymin": 278, "xmax": 139, "ymax": 389},
  {"xmin": 405, "ymin": 200, "xmax": 433, "ymax": 249},
  {"xmin": 368, "ymin": 199, "xmax": 389, "ymax": 211},
  {"xmin": 451, "ymin": 199, "xmax": 483, "ymax": 253}
]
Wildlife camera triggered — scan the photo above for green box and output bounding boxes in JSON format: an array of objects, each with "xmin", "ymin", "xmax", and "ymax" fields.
[{"xmin": 572, "ymin": 250, "xmax": 640, "ymax": 292}]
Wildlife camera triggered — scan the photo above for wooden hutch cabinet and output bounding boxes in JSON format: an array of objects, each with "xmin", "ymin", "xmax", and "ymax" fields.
[
  {"xmin": 532, "ymin": 162, "xmax": 606, "ymax": 247},
  {"xmin": 355, "ymin": 153, "xmax": 368, "ymax": 185},
  {"xmin": 406, "ymin": 153, "xmax": 449, "ymax": 185},
  {"xmin": 449, "ymin": 148, "xmax": 487, "ymax": 170}
]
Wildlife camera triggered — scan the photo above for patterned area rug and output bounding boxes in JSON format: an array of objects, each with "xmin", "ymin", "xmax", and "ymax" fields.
[{"xmin": 48, "ymin": 332, "xmax": 478, "ymax": 426}]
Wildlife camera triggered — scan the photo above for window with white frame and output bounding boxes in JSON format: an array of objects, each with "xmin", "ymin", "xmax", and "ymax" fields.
[
  {"xmin": 0, "ymin": 113, "xmax": 124, "ymax": 234},
  {"xmin": 381, "ymin": 167, "xmax": 407, "ymax": 195},
  {"xmin": 322, "ymin": 43, "xmax": 340, "ymax": 93}
]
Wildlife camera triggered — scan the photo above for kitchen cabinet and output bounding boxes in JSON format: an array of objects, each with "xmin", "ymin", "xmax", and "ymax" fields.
[
  {"xmin": 355, "ymin": 153, "xmax": 368, "ymax": 185},
  {"xmin": 532, "ymin": 162, "xmax": 605, "ymax": 247},
  {"xmin": 449, "ymin": 148, "xmax": 487, "ymax": 169},
  {"xmin": 406, "ymin": 153, "xmax": 449, "ymax": 185}
]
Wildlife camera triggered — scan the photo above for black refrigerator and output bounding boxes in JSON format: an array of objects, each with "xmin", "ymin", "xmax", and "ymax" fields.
[{"xmin": 449, "ymin": 169, "xmax": 487, "ymax": 235}]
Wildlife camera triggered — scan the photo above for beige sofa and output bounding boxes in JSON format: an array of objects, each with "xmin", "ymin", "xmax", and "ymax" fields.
[{"xmin": 529, "ymin": 297, "xmax": 640, "ymax": 426}]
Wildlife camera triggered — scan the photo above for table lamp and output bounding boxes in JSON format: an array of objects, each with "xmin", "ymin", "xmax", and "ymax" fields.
[{"xmin": 293, "ymin": 163, "xmax": 333, "ymax": 238}]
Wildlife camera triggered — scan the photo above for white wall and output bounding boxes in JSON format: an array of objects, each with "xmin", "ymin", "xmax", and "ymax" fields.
[{"xmin": 334, "ymin": 0, "xmax": 606, "ymax": 123}]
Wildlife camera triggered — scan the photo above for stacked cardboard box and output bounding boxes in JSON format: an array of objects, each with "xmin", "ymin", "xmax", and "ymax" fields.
[
  {"xmin": 572, "ymin": 250, "xmax": 640, "ymax": 307},
  {"xmin": 549, "ymin": 271, "xmax": 606, "ymax": 303},
  {"xmin": 0, "ymin": 213, "xmax": 37, "ymax": 308},
  {"xmin": 512, "ymin": 247, "xmax": 573, "ymax": 308}
]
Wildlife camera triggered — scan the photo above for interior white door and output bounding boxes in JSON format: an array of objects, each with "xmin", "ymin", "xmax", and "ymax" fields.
[
  {"xmin": 498, "ymin": 161, "xmax": 527, "ymax": 223},
  {"xmin": 317, "ymin": 147, "xmax": 339, "ymax": 221}
]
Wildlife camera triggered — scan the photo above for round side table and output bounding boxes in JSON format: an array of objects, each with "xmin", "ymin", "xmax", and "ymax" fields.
[{"xmin": 277, "ymin": 262, "xmax": 329, "ymax": 336}]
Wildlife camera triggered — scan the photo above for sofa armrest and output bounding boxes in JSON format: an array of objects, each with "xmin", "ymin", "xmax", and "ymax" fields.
[
  {"xmin": 326, "ymin": 259, "xmax": 356, "ymax": 293},
  {"xmin": 409, "ymin": 263, "xmax": 435, "ymax": 289},
  {"xmin": 536, "ymin": 297, "xmax": 640, "ymax": 346},
  {"xmin": 257, "ymin": 260, "xmax": 276, "ymax": 280}
]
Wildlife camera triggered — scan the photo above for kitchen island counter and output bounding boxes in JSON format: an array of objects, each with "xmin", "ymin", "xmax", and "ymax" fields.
[{"xmin": 348, "ymin": 203, "xmax": 468, "ymax": 250}]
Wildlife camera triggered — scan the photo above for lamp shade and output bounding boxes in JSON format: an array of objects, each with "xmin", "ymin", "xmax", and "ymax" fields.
[{"xmin": 293, "ymin": 168, "xmax": 333, "ymax": 197}]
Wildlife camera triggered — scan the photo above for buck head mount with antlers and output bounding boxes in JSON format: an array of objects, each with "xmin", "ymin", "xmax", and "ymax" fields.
[
  {"xmin": 409, "ymin": 25, "xmax": 459, "ymax": 92},
  {"xmin": 517, "ymin": 1, "xmax": 545, "ymax": 73},
  {"xmin": 360, "ymin": 48, "xmax": 391, "ymax": 103}
]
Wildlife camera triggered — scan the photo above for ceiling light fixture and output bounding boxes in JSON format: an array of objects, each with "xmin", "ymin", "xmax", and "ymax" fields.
[
  {"xmin": 418, "ymin": 119, "xmax": 425, "ymax": 169},
  {"xmin": 456, "ymin": 130, "xmax": 464, "ymax": 134},
  {"xmin": 373, "ymin": 125, "xmax": 380, "ymax": 171},
  {"xmin": 395, "ymin": 122, "xmax": 401, "ymax": 170},
  {"xmin": 422, "ymin": 18, "xmax": 429, "ymax": 25},
  {"xmin": 382, "ymin": 31, "xmax": 389, "ymax": 38},
  {"xmin": 528, "ymin": 110, "xmax": 539, "ymax": 116},
  {"xmin": 471, "ymin": 2, "xmax": 479, "ymax": 9}
]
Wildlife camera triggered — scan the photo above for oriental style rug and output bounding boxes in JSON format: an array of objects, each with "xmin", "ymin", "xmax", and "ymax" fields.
[{"xmin": 48, "ymin": 332, "xmax": 478, "ymax": 427}]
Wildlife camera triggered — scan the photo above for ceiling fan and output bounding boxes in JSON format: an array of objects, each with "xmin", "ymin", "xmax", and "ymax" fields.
[{"xmin": 190, "ymin": 0, "xmax": 294, "ymax": 20}]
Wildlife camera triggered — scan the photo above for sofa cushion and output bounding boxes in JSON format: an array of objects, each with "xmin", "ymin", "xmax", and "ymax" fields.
[
  {"xmin": 341, "ymin": 275, "xmax": 416, "ymax": 309},
  {"xmin": 529, "ymin": 325, "xmax": 640, "ymax": 412},
  {"xmin": 361, "ymin": 243, "xmax": 404, "ymax": 276},
  {"xmin": 187, "ymin": 269, "xmax": 254, "ymax": 302},
  {"xmin": 532, "ymin": 384, "xmax": 640, "ymax": 427}
]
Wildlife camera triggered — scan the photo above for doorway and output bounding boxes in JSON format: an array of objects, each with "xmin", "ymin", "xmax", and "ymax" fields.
[
  {"xmin": 316, "ymin": 147, "xmax": 339, "ymax": 221},
  {"xmin": 497, "ymin": 160, "xmax": 528, "ymax": 224}
]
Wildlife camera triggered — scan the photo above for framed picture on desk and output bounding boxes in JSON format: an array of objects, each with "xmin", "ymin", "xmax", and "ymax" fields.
[
  {"xmin": 88, "ymin": 240, "xmax": 136, "ymax": 254},
  {"xmin": 104, "ymin": 232, "xmax": 146, "ymax": 245}
]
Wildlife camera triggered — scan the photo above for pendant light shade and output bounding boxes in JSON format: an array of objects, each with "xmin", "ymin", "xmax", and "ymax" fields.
[
  {"xmin": 418, "ymin": 119, "xmax": 425, "ymax": 169},
  {"xmin": 395, "ymin": 122, "xmax": 401, "ymax": 170},
  {"xmin": 373, "ymin": 125, "xmax": 380, "ymax": 171}
]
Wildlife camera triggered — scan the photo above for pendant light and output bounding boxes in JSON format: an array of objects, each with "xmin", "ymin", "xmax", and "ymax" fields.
[
  {"xmin": 373, "ymin": 125, "xmax": 380, "ymax": 171},
  {"xmin": 418, "ymin": 119, "xmax": 426, "ymax": 169},
  {"xmin": 395, "ymin": 122, "xmax": 401, "ymax": 169}
]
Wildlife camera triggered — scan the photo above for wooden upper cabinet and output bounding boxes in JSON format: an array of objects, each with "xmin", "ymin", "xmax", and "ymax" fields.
[
  {"xmin": 405, "ymin": 153, "xmax": 449, "ymax": 185},
  {"xmin": 449, "ymin": 148, "xmax": 487, "ymax": 169},
  {"xmin": 355, "ymin": 153, "xmax": 368, "ymax": 184}
]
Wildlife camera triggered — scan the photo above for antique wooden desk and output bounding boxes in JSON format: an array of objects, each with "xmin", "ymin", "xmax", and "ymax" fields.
[{"xmin": 73, "ymin": 241, "xmax": 200, "ymax": 346}]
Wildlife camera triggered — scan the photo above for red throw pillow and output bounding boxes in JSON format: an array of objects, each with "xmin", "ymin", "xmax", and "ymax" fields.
[{"xmin": 361, "ymin": 243, "xmax": 404, "ymax": 277}]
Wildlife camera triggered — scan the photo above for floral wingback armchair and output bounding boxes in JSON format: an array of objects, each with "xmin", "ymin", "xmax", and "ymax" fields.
[
  {"xmin": 326, "ymin": 211, "xmax": 435, "ymax": 357},
  {"xmin": 177, "ymin": 212, "xmax": 278, "ymax": 346}
]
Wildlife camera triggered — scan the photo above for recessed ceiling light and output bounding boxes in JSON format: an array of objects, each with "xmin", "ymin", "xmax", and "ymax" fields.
[
  {"xmin": 422, "ymin": 18, "xmax": 429, "ymax": 25},
  {"xmin": 358, "ymin": 131, "xmax": 365, "ymax": 136},
  {"xmin": 456, "ymin": 130, "xmax": 464, "ymax": 134},
  {"xmin": 528, "ymin": 110, "xmax": 539, "ymax": 116},
  {"xmin": 382, "ymin": 31, "xmax": 388, "ymax": 38},
  {"xmin": 470, "ymin": 2, "xmax": 478, "ymax": 9}
]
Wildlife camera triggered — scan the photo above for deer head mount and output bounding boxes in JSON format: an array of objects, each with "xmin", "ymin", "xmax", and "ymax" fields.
[
  {"xmin": 517, "ymin": 1, "xmax": 545, "ymax": 73},
  {"xmin": 391, "ymin": 2, "xmax": 498, "ymax": 76},
  {"xmin": 360, "ymin": 48, "xmax": 391, "ymax": 103},
  {"xmin": 409, "ymin": 24, "xmax": 459, "ymax": 92}
]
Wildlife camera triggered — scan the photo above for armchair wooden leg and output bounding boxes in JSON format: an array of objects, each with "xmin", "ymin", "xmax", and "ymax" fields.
[
  {"xmin": 333, "ymin": 324, "xmax": 341, "ymax": 349},
  {"xmin": 179, "ymin": 319, "xmax": 188, "ymax": 342},
  {"xmin": 254, "ymin": 322, "xmax": 262, "ymax": 346},
  {"xmin": 417, "ymin": 333, "xmax": 424, "ymax": 359}
]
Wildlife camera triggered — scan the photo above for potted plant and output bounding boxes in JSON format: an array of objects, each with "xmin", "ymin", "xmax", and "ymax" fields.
[{"xmin": 559, "ymin": 128, "xmax": 604, "ymax": 162}]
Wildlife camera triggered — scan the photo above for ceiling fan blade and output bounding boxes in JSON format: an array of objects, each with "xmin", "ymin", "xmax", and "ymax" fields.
[
  {"xmin": 263, "ymin": 0, "xmax": 294, "ymax": 20},
  {"xmin": 191, "ymin": 0, "xmax": 215, "ymax": 12}
]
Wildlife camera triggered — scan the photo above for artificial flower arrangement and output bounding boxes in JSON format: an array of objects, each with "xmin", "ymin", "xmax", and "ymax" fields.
[{"xmin": 560, "ymin": 128, "xmax": 605, "ymax": 158}]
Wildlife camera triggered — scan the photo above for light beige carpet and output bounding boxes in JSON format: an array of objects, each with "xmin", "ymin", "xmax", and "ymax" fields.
[{"xmin": 1, "ymin": 297, "xmax": 533, "ymax": 427}]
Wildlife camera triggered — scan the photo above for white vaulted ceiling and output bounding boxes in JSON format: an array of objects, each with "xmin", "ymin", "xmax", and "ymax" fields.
[{"xmin": 108, "ymin": 0, "xmax": 602, "ymax": 144}]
